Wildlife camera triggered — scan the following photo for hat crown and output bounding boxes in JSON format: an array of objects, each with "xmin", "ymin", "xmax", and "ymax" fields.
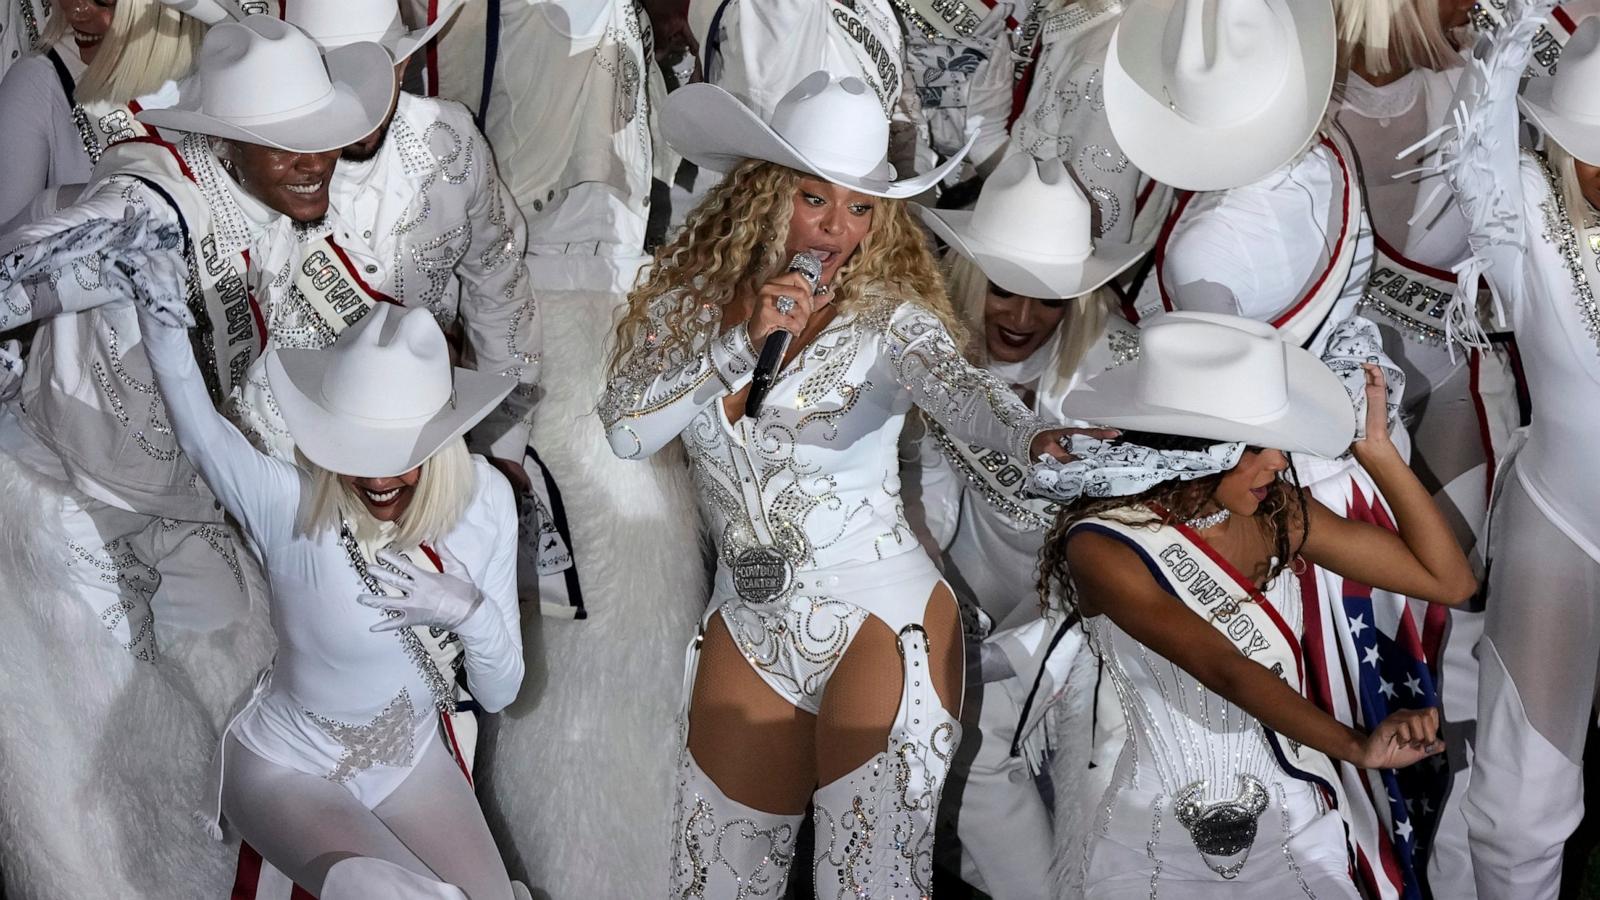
[
  {"xmin": 197, "ymin": 16, "xmax": 337, "ymax": 126},
  {"xmin": 970, "ymin": 155, "xmax": 1094, "ymax": 262},
  {"xmin": 1134, "ymin": 313, "xmax": 1291, "ymax": 425},
  {"xmin": 319, "ymin": 305, "xmax": 454, "ymax": 426},
  {"xmin": 1553, "ymin": 18, "xmax": 1600, "ymax": 122},
  {"xmin": 768, "ymin": 72, "xmax": 890, "ymax": 179},
  {"xmin": 1160, "ymin": 0, "xmax": 1297, "ymax": 127},
  {"xmin": 283, "ymin": 0, "xmax": 405, "ymax": 51}
]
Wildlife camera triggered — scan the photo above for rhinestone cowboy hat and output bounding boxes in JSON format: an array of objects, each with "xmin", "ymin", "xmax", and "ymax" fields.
[
  {"xmin": 1063, "ymin": 311, "xmax": 1355, "ymax": 458},
  {"xmin": 664, "ymin": 70, "xmax": 973, "ymax": 199},
  {"xmin": 137, "ymin": 15, "xmax": 396, "ymax": 153},
  {"xmin": 1104, "ymin": 0, "xmax": 1337, "ymax": 192},
  {"xmin": 266, "ymin": 304, "xmax": 514, "ymax": 478},
  {"xmin": 281, "ymin": 0, "xmax": 465, "ymax": 63},
  {"xmin": 915, "ymin": 154, "xmax": 1149, "ymax": 299},
  {"xmin": 1521, "ymin": 17, "xmax": 1600, "ymax": 164}
]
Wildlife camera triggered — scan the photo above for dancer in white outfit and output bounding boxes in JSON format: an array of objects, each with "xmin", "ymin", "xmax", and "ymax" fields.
[
  {"xmin": 133, "ymin": 282, "xmax": 523, "ymax": 897},
  {"xmin": 1029, "ymin": 312, "xmax": 1477, "ymax": 898},
  {"xmin": 1431, "ymin": 2, "xmax": 1600, "ymax": 896},
  {"xmin": 911, "ymin": 153, "xmax": 1146, "ymax": 899},
  {"xmin": 603, "ymin": 72, "xmax": 1093, "ymax": 897}
]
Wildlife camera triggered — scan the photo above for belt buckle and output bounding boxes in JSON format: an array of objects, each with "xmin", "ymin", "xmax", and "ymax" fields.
[
  {"xmin": 731, "ymin": 546, "xmax": 793, "ymax": 602},
  {"xmin": 1173, "ymin": 775, "xmax": 1270, "ymax": 880}
]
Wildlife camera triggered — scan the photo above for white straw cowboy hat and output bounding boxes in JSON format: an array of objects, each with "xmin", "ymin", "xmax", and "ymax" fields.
[
  {"xmin": 1104, "ymin": 0, "xmax": 1337, "ymax": 192},
  {"xmin": 265, "ymin": 304, "xmax": 514, "ymax": 478},
  {"xmin": 282, "ymin": 0, "xmax": 465, "ymax": 62},
  {"xmin": 137, "ymin": 15, "xmax": 396, "ymax": 153},
  {"xmin": 1522, "ymin": 17, "xmax": 1600, "ymax": 164},
  {"xmin": 1062, "ymin": 311, "xmax": 1355, "ymax": 457},
  {"xmin": 916, "ymin": 154, "xmax": 1148, "ymax": 299},
  {"xmin": 665, "ymin": 70, "xmax": 973, "ymax": 199}
]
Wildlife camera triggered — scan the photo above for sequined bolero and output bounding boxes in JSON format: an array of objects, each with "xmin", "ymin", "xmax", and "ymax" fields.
[{"xmin": 602, "ymin": 287, "xmax": 1046, "ymax": 573}]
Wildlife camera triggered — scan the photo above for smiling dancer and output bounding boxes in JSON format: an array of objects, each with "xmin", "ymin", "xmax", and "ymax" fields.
[
  {"xmin": 1031, "ymin": 312, "xmax": 1476, "ymax": 897},
  {"xmin": 912, "ymin": 153, "xmax": 1146, "ymax": 900},
  {"xmin": 603, "ymin": 71, "xmax": 1097, "ymax": 896},
  {"xmin": 0, "ymin": 0, "xmax": 201, "ymax": 226}
]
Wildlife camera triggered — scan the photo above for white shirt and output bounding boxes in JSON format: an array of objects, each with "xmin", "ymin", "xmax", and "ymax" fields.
[
  {"xmin": 140, "ymin": 311, "xmax": 522, "ymax": 771},
  {"xmin": 0, "ymin": 42, "xmax": 90, "ymax": 227},
  {"xmin": 691, "ymin": 0, "xmax": 906, "ymax": 121},
  {"xmin": 327, "ymin": 92, "xmax": 541, "ymax": 462}
]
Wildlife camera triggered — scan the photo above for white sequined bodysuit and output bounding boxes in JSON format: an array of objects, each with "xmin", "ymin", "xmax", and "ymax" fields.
[
  {"xmin": 602, "ymin": 286, "xmax": 1045, "ymax": 897},
  {"xmin": 1082, "ymin": 578, "xmax": 1359, "ymax": 898}
]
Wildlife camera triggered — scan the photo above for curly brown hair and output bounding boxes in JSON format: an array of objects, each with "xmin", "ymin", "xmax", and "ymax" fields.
[
  {"xmin": 608, "ymin": 160, "xmax": 962, "ymax": 372},
  {"xmin": 1035, "ymin": 432, "xmax": 1309, "ymax": 615}
]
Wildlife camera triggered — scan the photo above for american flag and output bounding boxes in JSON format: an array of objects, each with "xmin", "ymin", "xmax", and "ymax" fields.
[{"xmin": 1300, "ymin": 476, "xmax": 1451, "ymax": 900}]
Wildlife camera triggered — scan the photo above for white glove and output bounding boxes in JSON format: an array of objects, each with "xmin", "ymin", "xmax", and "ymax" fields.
[
  {"xmin": 0, "ymin": 339, "xmax": 23, "ymax": 403},
  {"xmin": 358, "ymin": 546, "xmax": 485, "ymax": 633}
]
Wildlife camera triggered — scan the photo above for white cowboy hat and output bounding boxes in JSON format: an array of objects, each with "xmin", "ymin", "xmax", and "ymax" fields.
[
  {"xmin": 915, "ymin": 154, "xmax": 1148, "ymax": 299},
  {"xmin": 1104, "ymin": 0, "xmax": 1337, "ymax": 192},
  {"xmin": 137, "ymin": 15, "xmax": 396, "ymax": 153},
  {"xmin": 1521, "ymin": 17, "xmax": 1600, "ymax": 164},
  {"xmin": 1062, "ymin": 311, "xmax": 1355, "ymax": 458},
  {"xmin": 156, "ymin": 0, "xmax": 245, "ymax": 25},
  {"xmin": 282, "ymin": 0, "xmax": 466, "ymax": 63},
  {"xmin": 665, "ymin": 70, "xmax": 972, "ymax": 199},
  {"xmin": 265, "ymin": 304, "xmax": 514, "ymax": 478}
]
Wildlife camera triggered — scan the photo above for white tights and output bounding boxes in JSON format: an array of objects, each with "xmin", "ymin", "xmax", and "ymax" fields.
[{"xmin": 221, "ymin": 733, "xmax": 513, "ymax": 900}]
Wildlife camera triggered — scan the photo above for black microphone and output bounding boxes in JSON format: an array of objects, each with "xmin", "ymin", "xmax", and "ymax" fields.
[{"xmin": 745, "ymin": 252, "xmax": 823, "ymax": 418}]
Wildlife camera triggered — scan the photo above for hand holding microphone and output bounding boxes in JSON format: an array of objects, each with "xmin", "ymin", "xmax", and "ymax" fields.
[{"xmin": 745, "ymin": 252, "xmax": 824, "ymax": 418}]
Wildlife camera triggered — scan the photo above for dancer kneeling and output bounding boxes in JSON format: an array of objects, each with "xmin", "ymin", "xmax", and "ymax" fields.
[
  {"xmin": 1030, "ymin": 312, "xmax": 1477, "ymax": 897},
  {"xmin": 122, "ymin": 265, "xmax": 523, "ymax": 898},
  {"xmin": 602, "ymin": 71, "xmax": 1093, "ymax": 896}
]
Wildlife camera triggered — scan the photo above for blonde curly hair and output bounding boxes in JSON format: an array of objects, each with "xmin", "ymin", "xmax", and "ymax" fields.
[{"xmin": 609, "ymin": 160, "xmax": 962, "ymax": 372}]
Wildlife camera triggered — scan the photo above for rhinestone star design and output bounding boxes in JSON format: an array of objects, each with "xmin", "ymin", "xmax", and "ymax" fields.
[{"xmin": 304, "ymin": 688, "xmax": 417, "ymax": 784}]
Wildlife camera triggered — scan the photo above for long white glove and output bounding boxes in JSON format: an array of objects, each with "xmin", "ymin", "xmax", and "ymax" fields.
[{"xmin": 359, "ymin": 547, "xmax": 485, "ymax": 633}]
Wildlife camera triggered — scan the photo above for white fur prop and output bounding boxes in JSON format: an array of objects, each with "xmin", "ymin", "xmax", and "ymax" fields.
[
  {"xmin": 0, "ymin": 450, "xmax": 275, "ymax": 898},
  {"xmin": 473, "ymin": 273, "xmax": 708, "ymax": 897}
]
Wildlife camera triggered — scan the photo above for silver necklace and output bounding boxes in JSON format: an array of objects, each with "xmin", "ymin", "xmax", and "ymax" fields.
[{"xmin": 1185, "ymin": 507, "xmax": 1231, "ymax": 530}]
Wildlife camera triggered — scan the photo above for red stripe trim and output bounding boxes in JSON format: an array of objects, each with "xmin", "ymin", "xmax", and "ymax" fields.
[
  {"xmin": 1553, "ymin": 5, "xmax": 1579, "ymax": 34},
  {"xmin": 290, "ymin": 885, "xmax": 316, "ymax": 900},
  {"xmin": 121, "ymin": 135, "xmax": 194, "ymax": 181},
  {"xmin": 327, "ymin": 239, "xmax": 397, "ymax": 304},
  {"xmin": 1372, "ymin": 231, "xmax": 1457, "ymax": 283},
  {"xmin": 441, "ymin": 711, "xmax": 474, "ymax": 785},
  {"xmin": 424, "ymin": 0, "xmax": 442, "ymax": 97},
  {"xmin": 418, "ymin": 543, "xmax": 443, "ymax": 570},
  {"xmin": 1297, "ymin": 562, "xmax": 1338, "ymax": 714},
  {"xmin": 1152, "ymin": 504, "xmax": 1306, "ymax": 684},
  {"xmin": 1467, "ymin": 350, "xmax": 1497, "ymax": 501},
  {"xmin": 231, "ymin": 844, "xmax": 264, "ymax": 900},
  {"xmin": 126, "ymin": 98, "xmax": 143, "ymax": 115},
  {"xmin": 1155, "ymin": 137, "xmax": 1353, "ymax": 330},
  {"xmin": 238, "ymin": 249, "xmax": 268, "ymax": 353}
]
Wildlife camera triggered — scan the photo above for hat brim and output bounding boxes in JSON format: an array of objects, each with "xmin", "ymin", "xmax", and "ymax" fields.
[
  {"xmin": 1520, "ymin": 83, "xmax": 1600, "ymax": 166},
  {"xmin": 1103, "ymin": 0, "xmax": 1336, "ymax": 192},
  {"xmin": 391, "ymin": 0, "xmax": 465, "ymax": 62},
  {"xmin": 1061, "ymin": 344, "xmax": 1355, "ymax": 458},
  {"xmin": 138, "ymin": 41, "xmax": 396, "ymax": 153},
  {"xmin": 918, "ymin": 207, "xmax": 1148, "ymax": 299},
  {"xmin": 265, "ymin": 349, "xmax": 515, "ymax": 478},
  {"xmin": 663, "ymin": 83, "xmax": 971, "ymax": 199}
]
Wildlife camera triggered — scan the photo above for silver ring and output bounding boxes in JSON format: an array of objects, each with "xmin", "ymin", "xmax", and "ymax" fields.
[{"xmin": 774, "ymin": 295, "xmax": 797, "ymax": 315}]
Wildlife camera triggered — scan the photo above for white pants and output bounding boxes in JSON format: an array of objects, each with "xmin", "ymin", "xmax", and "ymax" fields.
[
  {"xmin": 949, "ymin": 675, "xmax": 1053, "ymax": 900},
  {"xmin": 1465, "ymin": 472, "xmax": 1600, "ymax": 900}
]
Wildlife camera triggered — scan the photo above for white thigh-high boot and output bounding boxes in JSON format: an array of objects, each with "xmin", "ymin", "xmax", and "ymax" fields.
[
  {"xmin": 669, "ymin": 747, "xmax": 804, "ymax": 896},
  {"xmin": 812, "ymin": 624, "xmax": 962, "ymax": 899},
  {"xmin": 1463, "ymin": 639, "xmax": 1583, "ymax": 900}
]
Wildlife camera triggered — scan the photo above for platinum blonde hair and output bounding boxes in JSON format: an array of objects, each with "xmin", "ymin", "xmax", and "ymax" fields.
[
  {"xmin": 41, "ymin": 0, "xmax": 203, "ymax": 104},
  {"xmin": 946, "ymin": 251, "xmax": 1120, "ymax": 387},
  {"xmin": 1550, "ymin": 142, "xmax": 1600, "ymax": 297},
  {"xmin": 297, "ymin": 438, "xmax": 476, "ymax": 548},
  {"xmin": 1339, "ymin": 0, "xmax": 1459, "ymax": 76}
]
